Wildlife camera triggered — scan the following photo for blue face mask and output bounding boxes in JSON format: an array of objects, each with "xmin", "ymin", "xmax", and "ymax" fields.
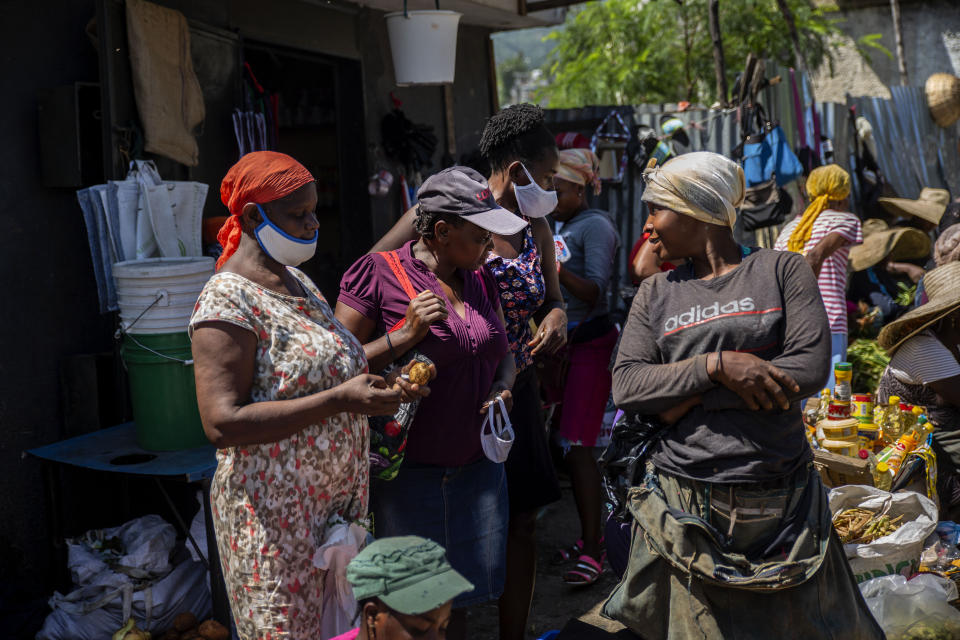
[{"xmin": 254, "ymin": 204, "xmax": 317, "ymax": 266}]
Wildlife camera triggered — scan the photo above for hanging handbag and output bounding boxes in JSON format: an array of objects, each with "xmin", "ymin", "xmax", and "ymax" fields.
[
  {"xmin": 367, "ymin": 251, "xmax": 434, "ymax": 481},
  {"xmin": 739, "ymin": 176, "xmax": 794, "ymax": 232},
  {"xmin": 741, "ymin": 105, "xmax": 803, "ymax": 188}
]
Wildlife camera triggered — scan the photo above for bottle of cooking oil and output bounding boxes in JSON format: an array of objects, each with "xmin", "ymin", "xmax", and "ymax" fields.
[
  {"xmin": 874, "ymin": 461, "xmax": 892, "ymax": 491},
  {"xmin": 817, "ymin": 388, "xmax": 831, "ymax": 422},
  {"xmin": 882, "ymin": 396, "xmax": 903, "ymax": 441}
]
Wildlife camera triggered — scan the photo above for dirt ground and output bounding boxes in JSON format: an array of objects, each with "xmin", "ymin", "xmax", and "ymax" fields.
[{"xmin": 464, "ymin": 480, "xmax": 632, "ymax": 639}]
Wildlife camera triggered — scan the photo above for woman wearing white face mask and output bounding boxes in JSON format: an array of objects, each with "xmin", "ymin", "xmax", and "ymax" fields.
[
  {"xmin": 370, "ymin": 105, "xmax": 567, "ymax": 640},
  {"xmin": 189, "ymin": 151, "xmax": 426, "ymax": 640}
]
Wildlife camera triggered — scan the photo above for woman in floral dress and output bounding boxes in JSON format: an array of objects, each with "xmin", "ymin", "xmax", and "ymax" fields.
[{"xmin": 190, "ymin": 152, "xmax": 422, "ymax": 640}]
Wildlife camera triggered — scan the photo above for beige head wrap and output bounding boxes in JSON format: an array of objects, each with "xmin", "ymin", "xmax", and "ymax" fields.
[
  {"xmin": 556, "ymin": 148, "xmax": 602, "ymax": 194},
  {"xmin": 641, "ymin": 151, "xmax": 745, "ymax": 228}
]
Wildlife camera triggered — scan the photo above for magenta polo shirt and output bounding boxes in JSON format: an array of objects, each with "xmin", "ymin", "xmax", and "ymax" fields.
[{"xmin": 338, "ymin": 241, "xmax": 508, "ymax": 467}]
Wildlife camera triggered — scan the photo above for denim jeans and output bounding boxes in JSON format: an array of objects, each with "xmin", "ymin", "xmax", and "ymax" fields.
[{"xmin": 371, "ymin": 457, "xmax": 508, "ymax": 608}]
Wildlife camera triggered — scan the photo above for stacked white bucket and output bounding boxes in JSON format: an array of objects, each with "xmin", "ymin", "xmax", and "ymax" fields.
[
  {"xmin": 113, "ymin": 257, "xmax": 214, "ymax": 451},
  {"xmin": 113, "ymin": 257, "xmax": 214, "ymax": 335}
]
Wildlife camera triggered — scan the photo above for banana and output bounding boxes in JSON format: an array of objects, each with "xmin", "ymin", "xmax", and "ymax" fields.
[{"xmin": 113, "ymin": 618, "xmax": 135, "ymax": 640}]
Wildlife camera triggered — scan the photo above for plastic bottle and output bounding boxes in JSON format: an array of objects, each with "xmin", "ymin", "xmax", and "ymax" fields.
[
  {"xmin": 886, "ymin": 431, "xmax": 921, "ymax": 476},
  {"xmin": 900, "ymin": 403, "xmax": 918, "ymax": 434},
  {"xmin": 817, "ymin": 388, "xmax": 832, "ymax": 422},
  {"xmin": 833, "ymin": 362, "xmax": 853, "ymax": 405},
  {"xmin": 882, "ymin": 396, "xmax": 903, "ymax": 441},
  {"xmin": 874, "ymin": 461, "xmax": 892, "ymax": 491}
]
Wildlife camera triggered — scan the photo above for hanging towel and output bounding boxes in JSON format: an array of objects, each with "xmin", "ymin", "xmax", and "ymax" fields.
[{"xmin": 126, "ymin": 0, "xmax": 205, "ymax": 166}]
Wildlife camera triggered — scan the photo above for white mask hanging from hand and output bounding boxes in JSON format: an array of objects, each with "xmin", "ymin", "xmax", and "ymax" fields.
[
  {"xmin": 254, "ymin": 204, "xmax": 317, "ymax": 266},
  {"xmin": 513, "ymin": 164, "xmax": 558, "ymax": 219},
  {"xmin": 481, "ymin": 395, "xmax": 515, "ymax": 463}
]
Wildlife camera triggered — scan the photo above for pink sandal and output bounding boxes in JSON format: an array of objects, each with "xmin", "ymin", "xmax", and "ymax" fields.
[{"xmin": 563, "ymin": 553, "xmax": 604, "ymax": 586}]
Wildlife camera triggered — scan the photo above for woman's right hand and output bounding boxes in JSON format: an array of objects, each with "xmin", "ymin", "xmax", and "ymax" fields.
[
  {"xmin": 399, "ymin": 290, "xmax": 448, "ymax": 342},
  {"xmin": 709, "ymin": 351, "xmax": 800, "ymax": 411},
  {"xmin": 336, "ymin": 374, "xmax": 403, "ymax": 416}
]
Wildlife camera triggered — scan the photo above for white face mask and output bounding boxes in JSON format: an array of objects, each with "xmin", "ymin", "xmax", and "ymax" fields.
[
  {"xmin": 480, "ymin": 395, "xmax": 515, "ymax": 463},
  {"xmin": 513, "ymin": 163, "xmax": 558, "ymax": 219},
  {"xmin": 254, "ymin": 204, "xmax": 317, "ymax": 266}
]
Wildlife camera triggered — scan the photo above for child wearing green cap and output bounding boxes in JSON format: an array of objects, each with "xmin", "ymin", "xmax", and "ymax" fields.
[{"xmin": 332, "ymin": 536, "xmax": 474, "ymax": 640}]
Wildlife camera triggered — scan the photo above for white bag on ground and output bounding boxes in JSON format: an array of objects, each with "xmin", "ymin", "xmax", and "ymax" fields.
[
  {"xmin": 37, "ymin": 515, "xmax": 212, "ymax": 640},
  {"xmin": 860, "ymin": 573, "xmax": 960, "ymax": 639},
  {"xmin": 829, "ymin": 485, "xmax": 938, "ymax": 584}
]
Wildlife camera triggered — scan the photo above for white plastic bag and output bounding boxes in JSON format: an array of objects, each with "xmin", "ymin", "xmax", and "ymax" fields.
[
  {"xmin": 860, "ymin": 573, "xmax": 960, "ymax": 639},
  {"xmin": 312, "ymin": 522, "xmax": 368, "ymax": 640},
  {"xmin": 37, "ymin": 515, "xmax": 212, "ymax": 640},
  {"xmin": 829, "ymin": 485, "xmax": 938, "ymax": 583}
]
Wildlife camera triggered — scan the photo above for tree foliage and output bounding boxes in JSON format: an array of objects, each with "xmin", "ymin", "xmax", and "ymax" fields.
[{"xmin": 537, "ymin": 0, "xmax": 883, "ymax": 107}]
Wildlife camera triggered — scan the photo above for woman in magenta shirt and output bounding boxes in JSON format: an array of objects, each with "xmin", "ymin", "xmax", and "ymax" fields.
[{"xmin": 335, "ymin": 167, "xmax": 521, "ymax": 640}]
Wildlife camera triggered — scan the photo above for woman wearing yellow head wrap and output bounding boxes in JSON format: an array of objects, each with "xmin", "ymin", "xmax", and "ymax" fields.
[
  {"xmin": 786, "ymin": 165, "xmax": 852, "ymax": 253},
  {"xmin": 774, "ymin": 164, "xmax": 862, "ymax": 390}
]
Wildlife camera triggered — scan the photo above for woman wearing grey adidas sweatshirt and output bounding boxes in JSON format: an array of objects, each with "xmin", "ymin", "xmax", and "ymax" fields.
[{"xmin": 602, "ymin": 152, "xmax": 882, "ymax": 640}]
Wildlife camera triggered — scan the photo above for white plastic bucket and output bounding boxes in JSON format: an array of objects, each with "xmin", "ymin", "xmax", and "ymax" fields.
[
  {"xmin": 113, "ymin": 257, "xmax": 215, "ymax": 335},
  {"xmin": 385, "ymin": 10, "xmax": 461, "ymax": 86}
]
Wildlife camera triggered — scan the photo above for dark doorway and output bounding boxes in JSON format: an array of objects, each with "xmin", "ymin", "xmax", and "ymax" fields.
[{"xmin": 243, "ymin": 43, "xmax": 371, "ymax": 299}]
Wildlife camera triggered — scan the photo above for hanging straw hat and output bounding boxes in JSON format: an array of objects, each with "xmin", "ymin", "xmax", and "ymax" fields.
[
  {"xmin": 878, "ymin": 188, "xmax": 950, "ymax": 226},
  {"xmin": 878, "ymin": 262, "xmax": 960, "ymax": 354},
  {"xmin": 849, "ymin": 219, "xmax": 932, "ymax": 271},
  {"xmin": 926, "ymin": 73, "xmax": 960, "ymax": 128}
]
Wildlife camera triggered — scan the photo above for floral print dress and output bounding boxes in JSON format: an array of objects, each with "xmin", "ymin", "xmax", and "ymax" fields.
[
  {"xmin": 189, "ymin": 268, "xmax": 369, "ymax": 640},
  {"xmin": 486, "ymin": 220, "xmax": 546, "ymax": 371}
]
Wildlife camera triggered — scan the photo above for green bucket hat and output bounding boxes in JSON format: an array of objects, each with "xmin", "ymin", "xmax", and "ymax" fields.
[{"xmin": 346, "ymin": 536, "xmax": 474, "ymax": 615}]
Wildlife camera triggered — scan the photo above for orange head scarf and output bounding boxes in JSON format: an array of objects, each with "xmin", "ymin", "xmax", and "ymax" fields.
[{"xmin": 216, "ymin": 151, "xmax": 315, "ymax": 270}]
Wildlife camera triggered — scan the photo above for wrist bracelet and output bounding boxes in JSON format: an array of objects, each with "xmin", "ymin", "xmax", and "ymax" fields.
[{"xmin": 385, "ymin": 331, "xmax": 398, "ymax": 361}]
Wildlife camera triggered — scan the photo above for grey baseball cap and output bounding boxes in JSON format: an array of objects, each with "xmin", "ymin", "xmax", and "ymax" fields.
[{"xmin": 417, "ymin": 166, "xmax": 528, "ymax": 236}]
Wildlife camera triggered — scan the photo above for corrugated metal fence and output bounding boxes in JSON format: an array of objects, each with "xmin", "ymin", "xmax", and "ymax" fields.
[{"xmin": 545, "ymin": 72, "xmax": 959, "ymax": 315}]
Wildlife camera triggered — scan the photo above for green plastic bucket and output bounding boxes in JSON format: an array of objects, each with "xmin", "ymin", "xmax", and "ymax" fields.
[{"xmin": 121, "ymin": 332, "xmax": 209, "ymax": 451}]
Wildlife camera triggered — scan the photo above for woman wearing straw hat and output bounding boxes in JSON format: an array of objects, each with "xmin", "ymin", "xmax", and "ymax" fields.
[
  {"xmin": 848, "ymin": 219, "xmax": 932, "ymax": 327},
  {"xmin": 775, "ymin": 164, "xmax": 861, "ymax": 390},
  {"xmin": 606, "ymin": 151, "xmax": 882, "ymax": 639},
  {"xmin": 876, "ymin": 262, "xmax": 960, "ymax": 517},
  {"xmin": 878, "ymin": 187, "xmax": 950, "ymax": 234}
]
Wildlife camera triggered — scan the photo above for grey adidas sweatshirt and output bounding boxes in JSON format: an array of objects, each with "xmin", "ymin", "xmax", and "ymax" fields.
[{"xmin": 613, "ymin": 248, "xmax": 830, "ymax": 482}]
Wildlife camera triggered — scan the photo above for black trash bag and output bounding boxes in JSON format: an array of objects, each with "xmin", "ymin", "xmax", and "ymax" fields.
[{"xmin": 598, "ymin": 412, "xmax": 669, "ymax": 521}]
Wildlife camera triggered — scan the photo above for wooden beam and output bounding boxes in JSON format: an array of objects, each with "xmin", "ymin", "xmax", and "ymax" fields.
[
  {"xmin": 525, "ymin": 0, "xmax": 580, "ymax": 12},
  {"xmin": 708, "ymin": 0, "xmax": 728, "ymax": 106},
  {"xmin": 890, "ymin": 0, "xmax": 909, "ymax": 86}
]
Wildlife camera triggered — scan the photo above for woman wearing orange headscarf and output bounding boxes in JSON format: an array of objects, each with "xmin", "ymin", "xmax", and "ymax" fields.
[{"xmin": 190, "ymin": 151, "xmax": 424, "ymax": 639}]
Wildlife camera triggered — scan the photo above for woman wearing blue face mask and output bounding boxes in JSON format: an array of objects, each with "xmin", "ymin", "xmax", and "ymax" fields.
[
  {"xmin": 370, "ymin": 104, "xmax": 566, "ymax": 640},
  {"xmin": 189, "ymin": 151, "xmax": 428, "ymax": 640}
]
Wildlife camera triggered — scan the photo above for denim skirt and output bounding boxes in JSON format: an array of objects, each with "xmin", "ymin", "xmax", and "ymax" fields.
[{"xmin": 370, "ymin": 456, "xmax": 509, "ymax": 608}]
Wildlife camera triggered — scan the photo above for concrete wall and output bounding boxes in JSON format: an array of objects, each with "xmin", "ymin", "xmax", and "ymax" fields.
[
  {"xmin": 1, "ymin": 0, "xmax": 495, "ymax": 618},
  {"xmin": 814, "ymin": 0, "xmax": 960, "ymax": 101}
]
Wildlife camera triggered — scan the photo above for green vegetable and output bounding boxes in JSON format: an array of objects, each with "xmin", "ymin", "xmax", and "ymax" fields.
[
  {"xmin": 847, "ymin": 339, "xmax": 890, "ymax": 392},
  {"xmin": 896, "ymin": 282, "xmax": 917, "ymax": 307}
]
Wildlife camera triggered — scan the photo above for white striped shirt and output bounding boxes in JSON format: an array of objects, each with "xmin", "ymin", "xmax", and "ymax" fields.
[
  {"xmin": 889, "ymin": 331, "xmax": 960, "ymax": 385},
  {"xmin": 774, "ymin": 210, "xmax": 862, "ymax": 333}
]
